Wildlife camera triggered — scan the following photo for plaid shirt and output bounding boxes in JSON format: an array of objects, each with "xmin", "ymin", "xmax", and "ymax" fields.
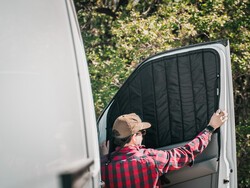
[{"xmin": 101, "ymin": 129, "xmax": 212, "ymax": 188}]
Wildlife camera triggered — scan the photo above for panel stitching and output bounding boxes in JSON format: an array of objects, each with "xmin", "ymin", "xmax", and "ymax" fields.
[
  {"xmin": 189, "ymin": 53, "xmax": 198, "ymax": 134},
  {"xmin": 140, "ymin": 68, "xmax": 144, "ymax": 126},
  {"xmin": 164, "ymin": 58, "xmax": 172, "ymax": 144},
  {"xmin": 202, "ymin": 50, "xmax": 209, "ymax": 124},
  {"xmin": 128, "ymin": 82, "xmax": 131, "ymax": 113},
  {"xmin": 151, "ymin": 63, "xmax": 159, "ymax": 147},
  {"xmin": 177, "ymin": 55, "xmax": 184, "ymax": 141}
]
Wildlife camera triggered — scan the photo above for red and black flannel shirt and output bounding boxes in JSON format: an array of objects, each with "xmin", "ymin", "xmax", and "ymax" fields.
[{"xmin": 101, "ymin": 129, "xmax": 212, "ymax": 188}]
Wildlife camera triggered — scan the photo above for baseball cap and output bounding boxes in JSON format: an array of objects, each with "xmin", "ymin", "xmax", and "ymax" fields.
[{"xmin": 112, "ymin": 113, "xmax": 151, "ymax": 138}]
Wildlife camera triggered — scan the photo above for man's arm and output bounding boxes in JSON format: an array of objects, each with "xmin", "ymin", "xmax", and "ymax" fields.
[{"xmin": 149, "ymin": 109, "xmax": 228, "ymax": 174}]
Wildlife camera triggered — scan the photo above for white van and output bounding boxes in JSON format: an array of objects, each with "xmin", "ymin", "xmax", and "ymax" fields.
[
  {"xmin": 0, "ymin": 0, "xmax": 100, "ymax": 188},
  {"xmin": 98, "ymin": 40, "xmax": 238, "ymax": 188}
]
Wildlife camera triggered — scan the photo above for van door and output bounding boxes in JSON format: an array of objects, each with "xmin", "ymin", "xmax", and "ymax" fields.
[{"xmin": 98, "ymin": 40, "xmax": 237, "ymax": 188}]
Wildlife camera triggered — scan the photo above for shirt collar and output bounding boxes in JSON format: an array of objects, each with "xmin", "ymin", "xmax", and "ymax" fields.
[{"xmin": 115, "ymin": 145, "xmax": 145, "ymax": 152}]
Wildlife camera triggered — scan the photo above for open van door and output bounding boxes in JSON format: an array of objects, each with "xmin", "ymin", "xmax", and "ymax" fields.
[{"xmin": 98, "ymin": 40, "xmax": 237, "ymax": 188}]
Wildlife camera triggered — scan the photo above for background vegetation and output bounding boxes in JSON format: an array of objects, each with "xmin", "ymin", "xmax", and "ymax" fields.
[{"xmin": 74, "ymin": 0, "xmax": 249, "ymax": 187}]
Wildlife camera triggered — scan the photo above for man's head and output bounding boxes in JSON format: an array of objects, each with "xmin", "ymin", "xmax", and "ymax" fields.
[{"xmin": 112, "ymin": 113, "xmax": 151, "ymax": 146}]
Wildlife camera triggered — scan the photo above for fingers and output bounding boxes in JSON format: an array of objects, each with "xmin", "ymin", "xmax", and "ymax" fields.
[
  {"xmin": 209, "ymin": 109, "xmax": 228, "ymax": 130},
  {"xmin": 101, "ymin": 140, "xmax": 109, "ymax": 148},
  {"xmin": 220, "ymin": 115, "xmax": 228, "ymax": 122},
  {"xmin": 106, "ymin": 140, "xmax": 110, "ymax": 148},
  {"xmin": 100, "ymin": 140, "xmax": 110, "ymax": 156},
  {"xmin": 216, "ymin": 109, "xmax": 228, "ymax": 122},
  {"xmin": 222, "ymin": 110, "xmax": 228, "ymax": 117},
  {"xmin": 215, "ymin": 109, "xmax": 221, "ymax": 115}
]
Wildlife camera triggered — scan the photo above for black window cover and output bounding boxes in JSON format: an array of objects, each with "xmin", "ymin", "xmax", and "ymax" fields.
[{"xmin": 106, "ymin": 49, "xmax": 220, "ymax": 149}]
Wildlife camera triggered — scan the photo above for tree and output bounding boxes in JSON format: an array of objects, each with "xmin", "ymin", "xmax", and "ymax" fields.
[{"xmin": 74, "ymin": 0, "xmax": 250, "ymax": 186}]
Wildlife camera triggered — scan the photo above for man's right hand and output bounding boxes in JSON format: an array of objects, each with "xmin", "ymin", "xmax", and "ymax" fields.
[{"xmin": 208, "ymin": 109, "xmax": 228, "ymax": 130}]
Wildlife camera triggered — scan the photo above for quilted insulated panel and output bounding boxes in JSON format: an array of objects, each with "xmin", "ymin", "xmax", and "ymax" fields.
[{"xmin": 106, "ymin": 49, "xmax": 220, "ymax": 148}]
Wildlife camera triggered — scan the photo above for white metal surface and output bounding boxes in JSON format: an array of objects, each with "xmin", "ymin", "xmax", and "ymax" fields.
[
  {"xmin": 217, "ymin": 42, "xmax": 238, "ymax": 188},
  {"xmin": 0, "ymin": 0, "xmax": 100, "ymax": 187}
]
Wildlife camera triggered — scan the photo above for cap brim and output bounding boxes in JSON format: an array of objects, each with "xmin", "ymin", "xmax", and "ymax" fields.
[{"xmin": 139, "ymin": 122, "xmax": 151, "ymax": 130}]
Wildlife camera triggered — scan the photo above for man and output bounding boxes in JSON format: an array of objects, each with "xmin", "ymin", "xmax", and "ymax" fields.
[{"xmin": 101, "ymin": 109, "xmax": 228, "ymax": 188}]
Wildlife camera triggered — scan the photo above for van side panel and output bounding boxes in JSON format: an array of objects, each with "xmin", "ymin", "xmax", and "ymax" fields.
[{"xmin": 0, "ymin": 1, "xmax": 100, "ymax": 187}]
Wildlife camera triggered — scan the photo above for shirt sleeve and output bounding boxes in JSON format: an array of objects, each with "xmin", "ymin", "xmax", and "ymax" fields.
[{"xmin": 146, "ymin": 129, "xmax": 212, "ymax": 175}]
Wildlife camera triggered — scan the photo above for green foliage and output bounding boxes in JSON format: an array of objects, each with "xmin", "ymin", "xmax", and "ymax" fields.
[
  {"xmin": 75, "ymin": 0, "xmax": 249, "ymax": 118},
  {"xmin": 236, "ymin": 121, "xmax": 250, "ymax": 187},
  {"xmin": 75, "ymin": 0, "xmax": 249, "ymax": 186}
]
